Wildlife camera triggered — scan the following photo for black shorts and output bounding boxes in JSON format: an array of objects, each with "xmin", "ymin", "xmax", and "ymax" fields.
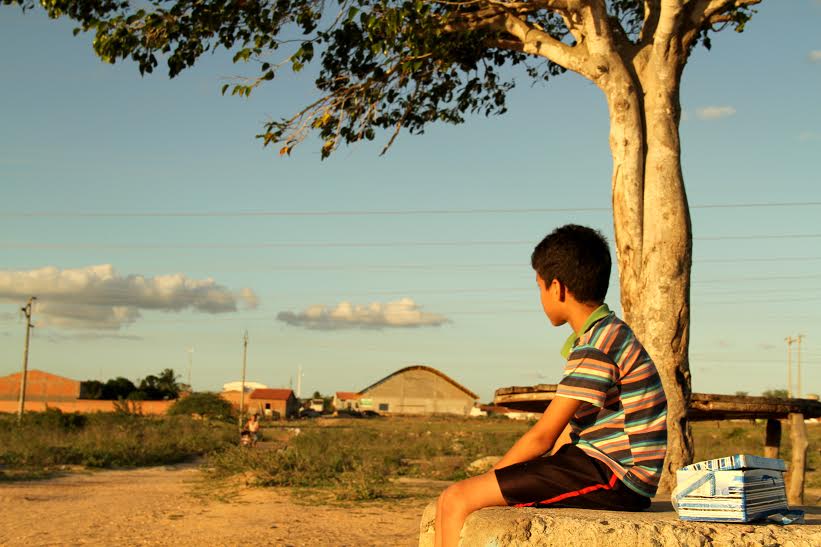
[{"xmin": 494, "ymin": 444, "xmax": 650, "ymax": 511}]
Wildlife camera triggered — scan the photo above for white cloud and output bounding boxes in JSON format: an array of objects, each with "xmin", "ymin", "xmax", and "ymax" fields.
[
  {"xmin": 799, "ymin": 131, "xmax": 820, "ymax": 141},
  {"xmin": 696, "ymin": 106, "xmax": 736, "ymax": 120},
  {"xmin": 277, "ymin": 297, "xmax": 449, "ymax": 330},
  {"xmin": 0, "ymin": 264, "xmax": 258, "ymax": 330},
  {"xmin": 810, "ymin": 50, "xmax": 821, "ymax": 63}
]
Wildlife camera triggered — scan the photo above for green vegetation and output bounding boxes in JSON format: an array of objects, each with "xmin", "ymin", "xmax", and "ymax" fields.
[
  {"xmin": 80, "ymin": 368, "xmax": 184, "ymax": 401},
  {"xmin": 692, "ymin": 420, "xmax": 821, "ymax": 488},
  {"xmin": 0, "ymin": 409, "xmax": 235, "ymax": 479},
  {"xmin": 205, "ymin": 417, "xmax": 821, "ymax": 501},
  {"xmin": 168, "ymin": 392, "xmax": 236, "ymax": 420},
  {"xmin": 761, "ymin": 389, "xmax": 790, "ymax": 399},
  {"xmin": 3, "ymin": 411, "xmax": 818, "ymax": 502},
  {"xmin": 206, "ymin": 416, "xmax": 530, "ymax": 500}
]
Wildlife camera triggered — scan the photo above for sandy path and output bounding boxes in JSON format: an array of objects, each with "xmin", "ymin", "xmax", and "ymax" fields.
[{"xmin": 0, "ymin": 465, "xmax": 433, "ymax": 546}]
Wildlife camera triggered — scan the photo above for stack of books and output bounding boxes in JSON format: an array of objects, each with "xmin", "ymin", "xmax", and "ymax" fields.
[{"xmin": 673, "ymin": 454, "xmax": 789, "ymax": 522}]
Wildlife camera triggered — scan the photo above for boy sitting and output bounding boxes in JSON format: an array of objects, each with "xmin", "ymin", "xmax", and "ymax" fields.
[{"xmin": 434, "ymin": 224, "xmax": 667, "ymax": 547}]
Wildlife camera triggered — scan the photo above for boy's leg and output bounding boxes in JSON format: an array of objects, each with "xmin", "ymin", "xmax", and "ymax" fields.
[{"xmin": 435, "ymin": 471, "xmax": 507, "ymax": 547}]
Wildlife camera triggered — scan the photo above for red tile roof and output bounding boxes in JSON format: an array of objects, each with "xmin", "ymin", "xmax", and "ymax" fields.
[
  {"xmin": 249, "ymin": 388, "xmax": 294, "ymax": 400},
  {"xmin": 335, "ymin": 391, "xmax": 361, "ymax": 400}
]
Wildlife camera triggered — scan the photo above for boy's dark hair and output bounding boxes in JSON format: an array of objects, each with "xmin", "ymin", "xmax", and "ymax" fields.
[{"xmin": 531, "ymin": 224, "xmax": 611, "ymax": 304}]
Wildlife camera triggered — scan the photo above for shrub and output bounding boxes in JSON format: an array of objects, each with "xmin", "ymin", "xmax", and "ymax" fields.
[
  {"xmin": 28, "ymin": 407, "xmax": 88, "ymax": 431},
  {"xmin": 168, "ymin": 392, "xmax": 235, "ymax": 421},
  {"xmin": 0, "ymin": 412, "xmax": 235, "ymax": 473},
  {"xmin": 206, "ymin": 416, "xmax": 531, "ymax": 498}
]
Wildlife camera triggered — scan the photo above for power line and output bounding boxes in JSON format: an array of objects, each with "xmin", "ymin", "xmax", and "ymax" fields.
[
  {"xmin": 697, "ymin": 234, "xmax": 821, "ymax": 241},
  {"xmin": 697, "ymin": 256, "xmax": 821, "ymax": 264},
  {"xmin": 693, "ymin": 273, "xmax": 821, "ymax": 284},
  {"xmin": 1, "ymin": 201, "xmax": 819, "ymax": 218},
  {"xmin": 4, "ymin": 233, "xmax": 821, "ymax": 250},
  {"xmin": 0, "ymin": 240, "xmax": 532, "ymax": 249},
  {"xmin": 696, "ymin": 296, "xmax": 821, "ymax": 305},
  {"xmin": 180, "ymin": 255, "xmax": 821, "ymax": 271}
]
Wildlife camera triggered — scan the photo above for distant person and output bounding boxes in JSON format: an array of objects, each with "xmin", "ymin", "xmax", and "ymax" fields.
[
  {"xmin": 246, "ymin": 414, "xmax": 261, "ymax": 446},
  {"xmin": 434, "ymin": 225, "xmax": 667, "ymax": 547}
]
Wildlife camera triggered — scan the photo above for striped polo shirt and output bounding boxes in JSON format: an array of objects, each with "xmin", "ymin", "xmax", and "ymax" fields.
[{"xmin": 555, "ymin": 304, "xmax": 667, "ymax": 498}]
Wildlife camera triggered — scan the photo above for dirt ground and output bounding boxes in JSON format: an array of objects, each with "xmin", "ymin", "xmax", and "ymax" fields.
[
  {"xmin": 3, "ymin": 464, "xmax": 819, "ymax": 547},
  {"xmin": 0, "ymin": 464, "xmax": 438, "ymax": 546}
]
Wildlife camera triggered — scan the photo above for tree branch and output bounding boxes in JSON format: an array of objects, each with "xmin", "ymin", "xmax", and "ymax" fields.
[
  {"xmin": 686, "ymin": 0, "xmax": 761, "ymax": 34},
  {"xmin": 655, "ymin": 0, "xmax": 685, "ymax": 49},
  {"xmin": 500, "ymin": 12, "xmax": 589, "ymax": 76},
  {"xmin": 639, "ymin": 0, "xmax": 661, "ymax": 44}
]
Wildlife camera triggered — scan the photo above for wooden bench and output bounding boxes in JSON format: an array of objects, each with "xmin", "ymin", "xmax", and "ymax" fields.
[{"xmin": 493, "ymin": 386, "xmax": 821, "ymax": 505}]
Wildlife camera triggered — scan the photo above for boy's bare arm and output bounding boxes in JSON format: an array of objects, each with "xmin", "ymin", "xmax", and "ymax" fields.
[{"xmin": 493, "ymin": 396, "xmax": 582, "ymax": 470}]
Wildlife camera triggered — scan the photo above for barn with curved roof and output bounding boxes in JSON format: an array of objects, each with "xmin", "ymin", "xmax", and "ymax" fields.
[{"xmin": 357, "ymin": 365, "xmax": 478, "ymax": 416}]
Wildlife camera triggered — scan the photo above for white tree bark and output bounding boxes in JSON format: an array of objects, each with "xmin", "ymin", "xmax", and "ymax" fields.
[
  {"xmin": 598, "ymin": 38, "xmax": 693, "ymax": 494},
  {"xmin": 511, "ymin": 0, "xmax": 695, "ymax": 490},
  {"xmin": 476, "ymin": 0, "xmax": 761, "ymax": 489}
]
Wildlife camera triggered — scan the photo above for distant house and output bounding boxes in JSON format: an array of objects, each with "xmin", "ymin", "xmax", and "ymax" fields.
[
  {"xmin": 480, "ymin": 404, "xmax": 542, "ymax": 421},
  {"xmin": 333, "ymin": 391, "xmax": 362, "ymax": 412},
  {"xmin": 248, "ymin": 388, "xmax": 299, "ymax": 419},
  {"xmin": 358, "ymin": 365, "xmax": 478, "ymax": 416},
  {"xmin": 222, "ymin": 380, "xmax": 268, "ymax": 393},
  {"xmin": 220, "ymin": 381, "xmax": 270, "ymax": 410},
  {"xmin": 0, "ymin": 369, "xmax": 81, "ymax": 402}
]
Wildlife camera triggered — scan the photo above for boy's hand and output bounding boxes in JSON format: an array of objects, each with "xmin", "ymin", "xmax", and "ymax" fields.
[{"xmin": 494, "ymin": 396, "xmax": 582, "ymax": 470}]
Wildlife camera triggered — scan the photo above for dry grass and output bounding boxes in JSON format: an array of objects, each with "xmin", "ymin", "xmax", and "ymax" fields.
[
  {"xmin": 206, "ymin": 415, "xmax": 530, "ymax": 500},
  {"xmin": 0, "ymin": 409, "xmax": 236, "ymax": 479},
  {"xmin": 692, "ymin": 420, "xmax": 821, "ymax": 488},
  {"xmin": 4, "ymin": 411, "xmax": 816, "ymax": 504}
]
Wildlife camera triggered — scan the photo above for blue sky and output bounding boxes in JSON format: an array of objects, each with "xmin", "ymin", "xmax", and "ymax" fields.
[{"xmin": 1, "ymin": 1, "xmax": 819, "ymax": 402}]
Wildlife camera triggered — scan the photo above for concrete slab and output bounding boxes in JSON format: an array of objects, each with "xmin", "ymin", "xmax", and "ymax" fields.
[{"xmin": 419, "ymin": 501, "xmax": 821, "ymax": 546}]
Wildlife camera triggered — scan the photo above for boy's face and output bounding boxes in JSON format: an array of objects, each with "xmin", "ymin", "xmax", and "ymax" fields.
[{"xmin": 537, "ymin": 273, "xmax": 567, "ymax": 327}]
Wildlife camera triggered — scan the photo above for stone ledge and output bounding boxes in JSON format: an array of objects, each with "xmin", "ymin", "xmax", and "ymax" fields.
[{"xmin": 419, "ymin": 501, "xmax": 821, "ymax": 547}]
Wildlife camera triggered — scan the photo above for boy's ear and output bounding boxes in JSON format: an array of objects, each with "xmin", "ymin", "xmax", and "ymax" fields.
[{"xmin": 554, "ymin": 279, "xmax": 566, "ymax": 302}]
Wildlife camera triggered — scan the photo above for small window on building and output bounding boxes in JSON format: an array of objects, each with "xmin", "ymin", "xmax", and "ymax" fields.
[
  {"xmin": 378, "ymin": 403, "xmax": 389, "ymax": 411},
  {"xmin": 265, "ymin": 403, "xmax": 271, "ymax": 410}
]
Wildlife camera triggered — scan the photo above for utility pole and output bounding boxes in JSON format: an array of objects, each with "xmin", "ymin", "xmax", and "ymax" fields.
[
  {"xmin": 796, "ymin": 334, "xmax": 805, "ymax": 398},
  {"xmin": 186, "ymin": 347, "xmax": 194, "ymax": 391},
  {"xmin": 17, "ymin": 297, "xmax": 36, "ymax": 423},
  {"xmin": 239, "ymin": 331, "xmax": 248, "ymax": 431},
  {"xmin": 785, "ymin": 335, "xmax": 806, "ymax": 398},
  {"xmin": 786, "ymin": 336, "xmax": 793, "ymax": 398}
]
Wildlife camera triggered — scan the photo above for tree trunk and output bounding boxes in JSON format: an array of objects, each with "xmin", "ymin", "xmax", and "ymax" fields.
[{"xmin": 602, "ymin": 52, "xmax": 694, "ymax": 493}]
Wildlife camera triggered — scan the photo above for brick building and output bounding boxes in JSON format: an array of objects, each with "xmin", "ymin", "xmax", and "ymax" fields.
[
  {"xmin": 0, "ymin": 369, "xmax": 173, "ymax": 414},
  {"xmin": 246, "ymin": 388, "xmax": 299, "ymax": 419},
  {"xmin": 0, "ymin": 369, "xmax": 81, "ymax": 402}
]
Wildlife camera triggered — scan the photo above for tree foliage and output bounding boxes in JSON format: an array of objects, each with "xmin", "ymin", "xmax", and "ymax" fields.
[
  {"xmin": 168, "ymin": 392, "xmax": 235, "ymax": 420},
  {"xmin": 6, "ymin": 0, "xmax": 765, "ymax": 483},
  {"xmin": 4, "ymin": 1, "xmax": 758, "ymax": 157},
  {"xmin": 80, "ymin": 376, "xmax": 137, "ymax": 400},
  {"xmin": 79, "ymin": 369, "xmax": 181, "ymax": 400},
  {"xmin": 134, "ymin": 368, "xmax": 182, "ymax": 400}
]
